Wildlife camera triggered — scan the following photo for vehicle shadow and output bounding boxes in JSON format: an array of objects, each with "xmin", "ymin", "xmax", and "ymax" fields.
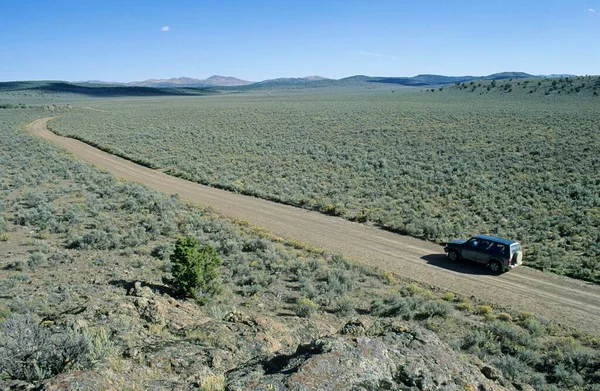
[{"xmin": 421, "ymin": 254, "xmax": 492, "ymax": 276}]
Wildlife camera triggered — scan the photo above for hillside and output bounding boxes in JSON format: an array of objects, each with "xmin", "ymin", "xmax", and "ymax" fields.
[
  {"xmin": 433, "ymin": 75, "xmax": 600, "ymax": 98},
  {"xmin": 222, "ymin": 72, "xmax": 543, "ymax": 91},
  {"xmin": 2, "ymin": 72, "xmax": 585, "ymax": 96},
  {"xmin": 0, "ymin": 81, "xmax": 216, "ymax": 102}
]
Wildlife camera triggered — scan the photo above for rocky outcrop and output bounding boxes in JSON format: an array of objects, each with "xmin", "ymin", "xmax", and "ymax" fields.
[{"xmin": 226, "ymin": 320, "xmax": 514, "ymax": 391}]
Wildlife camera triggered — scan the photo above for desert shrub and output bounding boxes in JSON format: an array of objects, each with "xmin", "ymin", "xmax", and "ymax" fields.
[
  {"xmin": 404, "ymin": 283, "xmax": 426, "ymax": 296},
  {"xmin": 83, "ymin": 327, "xmax": 116, "ymax": 364},
  {"xmin": 0, "ymin": 216, "xmax": 6, "ymax": 233},
  {"xmin": 497, "ymin": 312, "xmax": 513, "ymax": 322},
  {"xmin": 4, "ymin": 260, "xmax": 26, "ymax": 271},
  {"xmin": 47, "ymin": 251, "xmax": 73, "ymax": 266},
  {"xmin": 415, "ymin": 300, "xmax": 453, "ymax": 319},
  {"xmin": 242, "ymin": 237, "xmax": 272, "ymax": 253},
  {"xmin": 380, "ymin": 271, "xmax": 397, "ymax": 285},
  {"xmin": 206, "ymin": 305, "xmax": 228, "ymax": 320},
  {"xmin": 220, "ymin": 238, "xmax": 243, "ymax": 256},
  {"xmin": 476, "ymin": 305, "xmax": 493, "ymax": 316},
  {"xmin": 549, "ymin": 364, "xmax": 585, "ymax": 388},
  {"xmin": 456, "ymin": 302, "xmax": 473, "ymax": 312},
  {"xmin": 441, "ymin": 292, "xmax": 456, "ymax": 302},
  {"xmin": 492, "ymin": 355, "xmax": 528, "ymax": 382},
  {"xmin": 201, "ymin": 374, "xmax": 225, "ymax": 391},
  {"xmin": 370, "ymin": 295, "xmax": 424, "ymax": 320},
  {"xmin": 27, "ymin": 252, "xmax": 46, "ymax": 269},
  {"xmin": 519, "ymin": 317, "xmax": 546, "ymax": 337},
  {"xmin": 325, "ymin": 268, "xmax": 356, "ymax": 295},
  {"xmin": 122, "ymin": 226, "xmax": 149, "ymax": 248},
  {"xmin": 487, "ymin": 320, "xmax": 534, "ymax": 353},
  {"xmin": 170, "ymin": 236, "xmax": 222, "ymax": 303},
  {"xmin": 151, "ymin": 242, "xmax": 174, "ymax": 260},
  {"xmin": 330, "ymin": 296, "xmax": 355, "ymax": 316},
  {"xmin": 0, "ymin": 306, "xmax": 9, "ymax": 321},
  {"xmin": 0, "ymin": 313, "xmax": 91, "ymax": 381},
  {"xmin": 460, "ymin": 329, "xmax": 502, "ymax": 358},
  {"xmin": 15, "ymin": 202, "xmax": 57, "ymax": 231},
  {"xmin": 68, "ymin": 228, "xmax": 121, "ymax": 250},
  {"xmin": 295, "ymin": 297, "xmax": 319, "ymax": 318}
]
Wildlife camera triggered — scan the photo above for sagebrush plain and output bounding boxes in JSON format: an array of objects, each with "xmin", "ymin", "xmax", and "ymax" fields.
[
  {"xmin": 48, "ymin": 78, "xmax": 600, "ymax": 283},
  {"xmin": 1, "ymin": 78, "xmax": 599, "ymax": 390}
]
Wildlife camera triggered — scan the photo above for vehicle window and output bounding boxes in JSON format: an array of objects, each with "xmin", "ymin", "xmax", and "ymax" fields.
[
  {"xmin": 477, "ymin": 240, "xmax": 491, "ymax": 249},
  {"xmin": 467, "ymin": 239, "xmax": 478, "ymax": 247},
  {"xmin": 492, "ymin": 243, "xmax": 506, "ymax": 255}
]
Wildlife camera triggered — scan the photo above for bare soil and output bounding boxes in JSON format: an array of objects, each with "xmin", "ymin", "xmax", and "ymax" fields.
[{"xmin": 29, "ymin": 117, "xmax": 600, "ymax": 335}]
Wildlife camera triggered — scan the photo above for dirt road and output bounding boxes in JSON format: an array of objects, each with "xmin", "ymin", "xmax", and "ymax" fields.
[{"xmin": 29, "ymin": 117, "xmax": 600, "ymax": 334}]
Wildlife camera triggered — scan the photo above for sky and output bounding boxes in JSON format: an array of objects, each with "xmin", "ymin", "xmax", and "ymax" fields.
[{"xmin": 0, "ymin": 0, "xmax": 598, "ymax": 82}]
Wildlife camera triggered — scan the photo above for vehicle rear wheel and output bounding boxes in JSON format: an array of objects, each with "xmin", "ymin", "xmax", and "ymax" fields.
[
  {"xmin": 447, "ymin": 250, "xmax": 459, "ymax": 262},
  {"xmin": 489, "ymin": 260, "xmax": 503, "ymax": 275}
]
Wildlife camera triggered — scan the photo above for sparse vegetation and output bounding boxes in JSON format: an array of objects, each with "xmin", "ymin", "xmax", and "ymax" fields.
[
  {"xmin": 0, "ymin": 313, "xmax": 93, "ymax": 382},
  {"xmin": 48, "ymin": 88, "xmax": 600, "ymax": 283},
  {"xmin": 1, "ymin": 92, "xmax": 599, "ymax": 390}
]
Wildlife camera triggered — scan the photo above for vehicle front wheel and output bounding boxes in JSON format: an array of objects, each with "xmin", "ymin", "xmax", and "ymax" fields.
[
  {"xmin": 488, "ymin": 260, "xmax": 503, "ymax": 275},
  {"xmin": 447, "ymin": 250, "xmax": 459, "ymax": 262}
]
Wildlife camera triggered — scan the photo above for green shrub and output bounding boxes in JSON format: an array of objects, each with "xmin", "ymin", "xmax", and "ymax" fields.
[
  {"xmin": 0, "ymin": 306, "xmax": 9, "ymax": 321},
  {"xmin": 380, "ymin": 271, "xmax": 397, "ymax": 285},
  {"xmin": 476, "ymin": 305, "xmax": 493, "ymax": 316},
  {"xmin": 497, "ymin": 312, "xmax": 513, "ymax": 322},
  {"xmin": 405, "ymin": 283, "xmax": 426, "ymax": 296},
  {"xmin": 295, "ymin": 297, "xmax": 319, "ymax": 318},
  {"xmin": 170, "ymin": 236, "xmax": 222, "ymax": 303},
  {"xmin": 441, "ymin": 292, "xmax": 455, "ymax": 302},
  {"xmin": 456, "ymin": 302, "xmax": 473, "ymax": 312}
]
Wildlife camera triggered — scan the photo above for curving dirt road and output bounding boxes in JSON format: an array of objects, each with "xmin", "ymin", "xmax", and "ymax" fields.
[{"xmin": 29, "ymin": 117, "xmax": 600, "ymax": 335}]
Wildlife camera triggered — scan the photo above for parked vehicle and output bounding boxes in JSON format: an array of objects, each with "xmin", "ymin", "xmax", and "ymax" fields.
[{"xmin": 443, "ymin": 235, "xmax": 523, "ymax": 274}]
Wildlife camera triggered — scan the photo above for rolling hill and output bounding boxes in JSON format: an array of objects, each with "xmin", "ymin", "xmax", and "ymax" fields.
[{"xmin": 128, "ymin": 75, "xmax": 253, "ymax": 88}]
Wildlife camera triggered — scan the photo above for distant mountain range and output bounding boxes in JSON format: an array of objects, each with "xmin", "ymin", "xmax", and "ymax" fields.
[
  {"xmin": 127, "ymin": 75, "xmax": 254, "ymax": 88},
  {"xmin": 3, "ymin": 73, "xmax": 582, "ymax": 98},
  {"xmin": 82, "ymin": 72, "xmax": 575, "ymax": 89},
  {"xmin": 222, "ymin": 72, "xmax": 573, "ymax": 91}
]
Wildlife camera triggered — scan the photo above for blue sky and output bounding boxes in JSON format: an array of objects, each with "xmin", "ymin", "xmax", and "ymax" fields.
[{"xmin": 1, "ymin": 0, "xmax": 598, "ymax": 82}]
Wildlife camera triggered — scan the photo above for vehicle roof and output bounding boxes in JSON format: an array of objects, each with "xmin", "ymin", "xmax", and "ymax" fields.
[{"xmin": 472, "ymin": 235, "xmax": 518, "ymax": 245}]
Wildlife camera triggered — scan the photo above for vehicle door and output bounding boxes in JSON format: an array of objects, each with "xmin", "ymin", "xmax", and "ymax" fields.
[
  {"xmin": 461, "ymin": 238, "xmax": 480, "ymax": 261},
  {"xmin": 474, "ymin": 240, "xmax": 494, "ymax": 264}
]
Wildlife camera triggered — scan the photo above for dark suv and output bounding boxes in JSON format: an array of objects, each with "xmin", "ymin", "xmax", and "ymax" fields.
[{"xmin": 443, "ymin": 235, "xmax": 522, "ymax": 274}]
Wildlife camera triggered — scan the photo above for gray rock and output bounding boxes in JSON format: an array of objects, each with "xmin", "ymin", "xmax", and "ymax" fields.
[
  {"xmin": 226, "ymin": 321, "xmax": 514, "ymax": 391},
  {"xmin": 481, "ymin": 365, "xmax": 503, "ymax": 381}
]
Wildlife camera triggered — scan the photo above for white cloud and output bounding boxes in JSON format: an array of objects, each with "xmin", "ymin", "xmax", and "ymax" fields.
[
  {"xmin": 353, "ymin": 51, "xmax": 398, "ymax": 60},
  {"xmin": 589, "ymin": 8, "xmax": 597, "ymax": 13},
  {"xmin": 161, "ymin": 26, "xmax": 170, "ymax": 32}
]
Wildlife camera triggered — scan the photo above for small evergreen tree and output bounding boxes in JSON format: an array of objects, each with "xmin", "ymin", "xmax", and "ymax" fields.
[{"xmin": 170, "ymin": 236, "xmax": 221, "ymax": 303}]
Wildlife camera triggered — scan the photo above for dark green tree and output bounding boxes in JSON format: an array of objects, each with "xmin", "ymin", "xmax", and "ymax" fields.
[{"xmin": 170, "ymin": 236, "xmax": 221, "ymax": 303}]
